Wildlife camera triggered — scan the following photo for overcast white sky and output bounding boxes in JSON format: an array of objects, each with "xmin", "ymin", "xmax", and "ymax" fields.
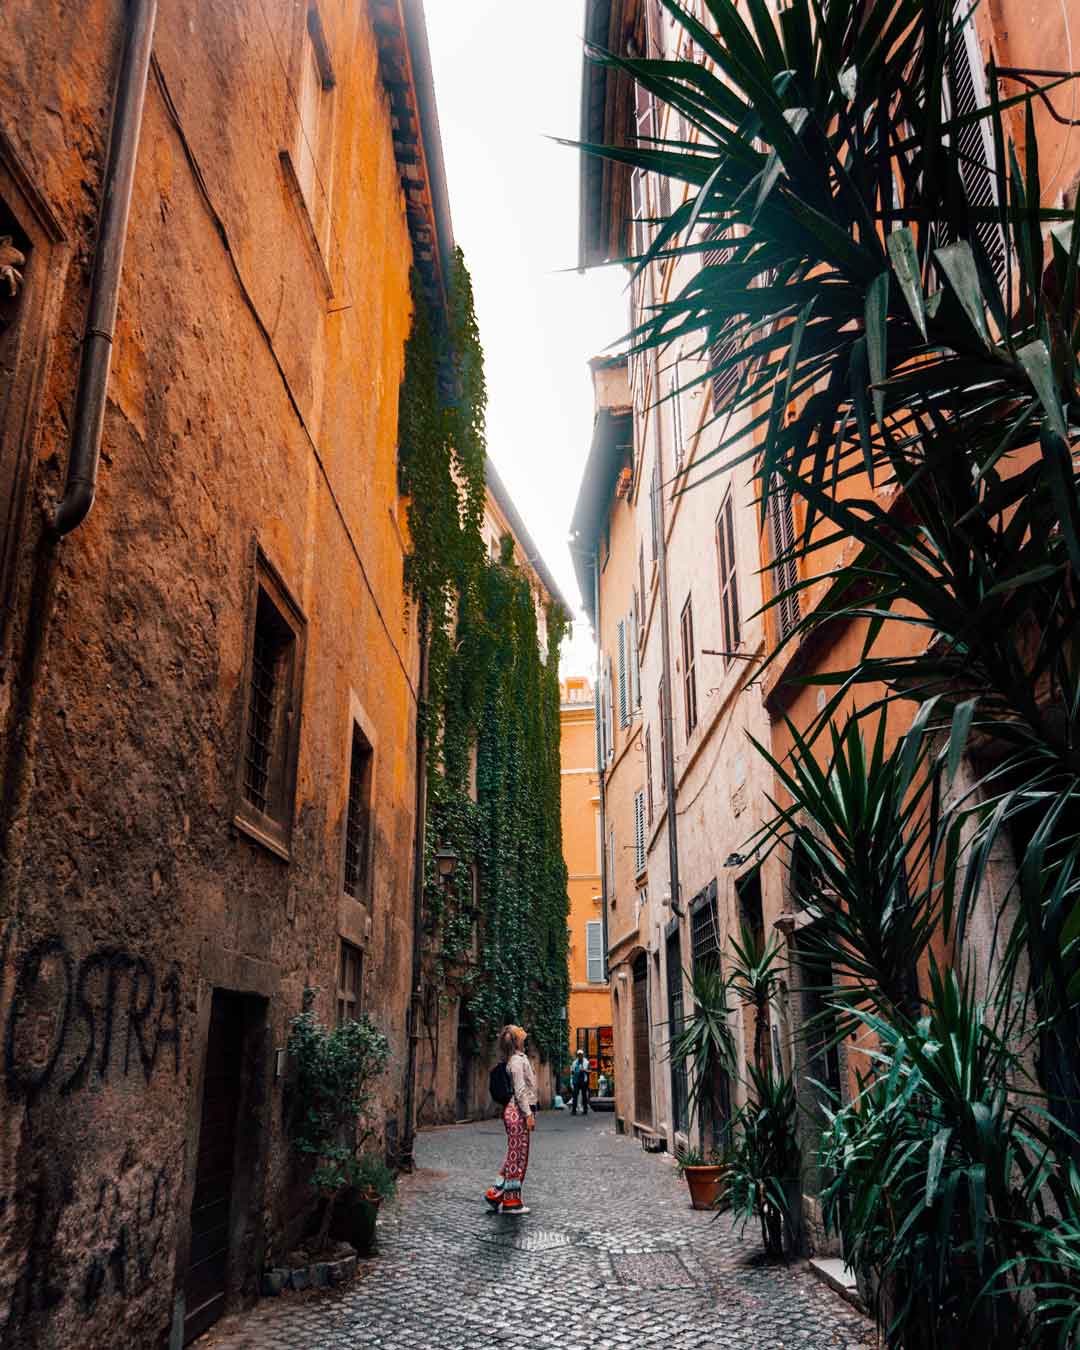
[{"xmin": 424, "ymin": 1, "xmax": 628, "ymax": 679}]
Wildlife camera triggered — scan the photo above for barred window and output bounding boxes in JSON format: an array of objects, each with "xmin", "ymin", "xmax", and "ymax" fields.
[
  {"xmin": 236, "ymin": 554, "xmax": 306, "ymax": 858},
  {"xmin": 343, "ymin": 723, "xmax": 373, "ymax": 899},
  {"xmin": 768, "ymin": 478, "xmax": 801, "ymax": 642}
]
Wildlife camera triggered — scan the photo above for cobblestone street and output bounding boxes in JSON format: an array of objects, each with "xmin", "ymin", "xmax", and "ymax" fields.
[{"xmin": 204, "ymin": 1111, "xmax": 875, "ymax": 1349}]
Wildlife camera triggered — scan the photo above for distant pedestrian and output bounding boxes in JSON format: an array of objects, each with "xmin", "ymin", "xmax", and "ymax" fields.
[
  {"xmin": 571, "ymin": 1048, "xmax": 590, "ymax": 1115},
  {"xmin": 484, "ymin": 1024, "xmax": 536, "ymax": 1215}
]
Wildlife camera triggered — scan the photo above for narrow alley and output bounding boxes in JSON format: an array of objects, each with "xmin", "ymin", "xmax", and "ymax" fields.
[{"xmin": 203, "ymin": 1114, "xmax": 873, "ymax": 1350}]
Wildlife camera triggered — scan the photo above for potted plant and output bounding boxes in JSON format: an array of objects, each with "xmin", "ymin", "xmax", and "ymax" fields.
[
  {"xmin": 287, "ymin": 994, "xmax": 391, "ymax": 1256},
  {"xmin": 676, "ymin": 1147, "xmax": 727, "ymax": 1211},
  {"xmin": 332, "ymin": 1152, "xmax": 397, "ymax": 1256}
]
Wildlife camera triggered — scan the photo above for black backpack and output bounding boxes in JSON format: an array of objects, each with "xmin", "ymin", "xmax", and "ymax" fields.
[{"xmin": 489, "ymin": 1060, "xmax": 513, "ymax": 1106}]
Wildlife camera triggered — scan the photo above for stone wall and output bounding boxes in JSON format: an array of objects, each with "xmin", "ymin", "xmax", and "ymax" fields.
[{"xmin": 0, "ymin": 2, "xmax": 421, "ymax": 1345}]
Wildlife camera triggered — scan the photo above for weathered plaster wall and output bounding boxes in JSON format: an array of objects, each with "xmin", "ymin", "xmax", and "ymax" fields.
[{"xmin": 0, "ymin": 1, "xmax": 420, "ymax": 1345}]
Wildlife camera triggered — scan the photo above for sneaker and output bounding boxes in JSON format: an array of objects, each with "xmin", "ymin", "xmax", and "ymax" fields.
[
  {"xmin": 501, "ymin": 1198, "xmax": 530, "ymax": 1216},
  {"xmin": 484, "ymin": 1187, "xmax": 503, "ymax": 1211}
]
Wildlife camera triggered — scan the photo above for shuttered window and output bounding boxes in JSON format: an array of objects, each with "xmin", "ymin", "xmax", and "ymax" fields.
[
  {"xmin": 630, "ymin": 594, "xmax": 641, "ymax": 709},
  {"xmin": 617, "ymin": 619, "xmax": 628, "ymax": 728},
  {"xmin": 768, "ymin": 478, "xmax": 800, "ymax": 641},
  {"xmin": 715, "ymin": 489, "xmax": 741, "ymax": 661},
  {"xmin": 704, "ymin": 229, "xmax": 740, "ymax": 413},
  {"xmin": 945, "ymin": 7, "xmax": 1008, "ymax": 290},
  {"xmin": 681, "ymin": 595, "xmax": 698, "ymax": 738},
  {"xmin": 586, "ymin": 921, "xmax": 604, "ymax": 983},
  {"xmin": 633, "ymin": 790, "xmax": 646, "ymax": 875},
  {"xmin": 608, "ymin": 827, "xmax": 617, "ymax": 898},
  {"xmin": 639, "ymin": 540, "xmax": 647, "ymax": 613}
]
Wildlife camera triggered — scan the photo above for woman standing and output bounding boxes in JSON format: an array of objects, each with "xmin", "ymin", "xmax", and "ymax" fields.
[{"xmin": 485, "ymin": 1024, "xmax": 537, "ymax": 1215}]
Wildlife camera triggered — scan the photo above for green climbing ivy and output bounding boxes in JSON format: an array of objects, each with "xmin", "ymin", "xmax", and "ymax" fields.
[{"xmin": 397, "ymin": 249, "xmax": 570, "ymax": 1065}]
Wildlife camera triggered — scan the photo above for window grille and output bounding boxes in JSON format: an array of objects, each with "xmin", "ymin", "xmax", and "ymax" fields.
[
  {"xmin": 586, "ymin": 921, "xmax": 604, "ymax": 983},
  {"xmin": 715, "ymin": 489, "xmax": 741, "ymax": 660},
  {"xmin": 691, "ymin": 883, "xmax": 721, "ymax": 974},
  {"xmin": 768, "ymin": 478, "xmax": 801, "ymax": 641},
  {"xmin": 243, "ymin": 591, "xmax": 293, "ymax": 816},
  {"xmin": 633, "ymin": 790, "xmax": 646, "ymax": 875},
  {"xmin": 343, "ymin": 724, "xmax": 371, "ymax": 898},
  {"xmin": 680, "ymin": 596, "xmax": 698, "ymax": 737},
  {"xmin": 337, "ymin": 940, "xmax": 363, "ymax": 1026},
  {"xmin": 667, "ymin": 930, "xmax": 689, "ymax": 1132}
]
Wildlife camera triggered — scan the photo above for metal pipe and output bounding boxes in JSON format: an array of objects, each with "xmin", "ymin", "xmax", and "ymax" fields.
[
  {"xmin": 649, "ymin": 279, "xmax": 684, "ymax": 921},
  {"xmin": 593, "ymin": 548, "xmax": 610, "ymax": 979},
  {"xmin": 53, "ymin": 0, "xmax": 158, "ymax": 536}
]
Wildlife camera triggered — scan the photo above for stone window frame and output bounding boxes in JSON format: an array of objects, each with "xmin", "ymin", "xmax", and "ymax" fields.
[
  {"xmin": 340, "ymin": 695, "xmax": 378, "ymax": 907},
  {"xmin": 336, "ymin": 939, "xmax": 363, "ymax": 1026},
  {"xmin": 0, "ymin": 129, "xmax": 69, "ymax": 661},
  {"xmin": 279, "ymin": 1, "xmax": 337, "ymax": 297},
  {"xmin": 232, "ymin": 543, "xmax": 307, "ymax": 861}
]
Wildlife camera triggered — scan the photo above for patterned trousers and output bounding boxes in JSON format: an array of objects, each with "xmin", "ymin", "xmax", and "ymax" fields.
[{"xmin": 497, "ymin": 1101, "xmax": 531, "ymax": 1194}]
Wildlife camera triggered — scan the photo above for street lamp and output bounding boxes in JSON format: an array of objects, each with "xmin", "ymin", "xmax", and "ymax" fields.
[{"xmin": 434, "ymin": 845, "xmax": 458, "ymax": 880}]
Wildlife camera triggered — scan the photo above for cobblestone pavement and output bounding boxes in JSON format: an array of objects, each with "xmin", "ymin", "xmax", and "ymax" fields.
[{"xmin": 203, "ymin": 1111, "xmax": 875, "ymax": 1349}]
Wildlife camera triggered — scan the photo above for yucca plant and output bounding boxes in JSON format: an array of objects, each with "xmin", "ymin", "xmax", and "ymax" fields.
[
  {"xmin": 574, "ymin": 0, "xmax": 1080, "ymax": 1338},
  {"xmin": 724, "ymin": 1062, "xmax": 801, "ymax": 1259},
  {"xmin": 666, "ymin": 960, "xmax": 737, "ymax": 1119}
]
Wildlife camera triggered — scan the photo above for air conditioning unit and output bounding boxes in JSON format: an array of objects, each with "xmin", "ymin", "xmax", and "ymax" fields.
[{"xmin": 615, "ymin": 467, "xmax": 633, "ymax": 499}]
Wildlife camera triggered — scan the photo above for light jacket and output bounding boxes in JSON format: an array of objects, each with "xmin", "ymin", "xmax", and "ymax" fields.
[{"xmin": 508, "ymin": 1050, "xmax": 537, "ymax": 1118}]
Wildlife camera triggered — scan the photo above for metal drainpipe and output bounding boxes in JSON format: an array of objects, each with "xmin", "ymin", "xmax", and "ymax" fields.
[
  {"xmin": 649, "ymin": 273, "xmax": 684, "ymax": 921},
  {"xmin": 593, "ymin": 548, "xmax": 609, "ymax": 979},
  {"xmin": 53, "ymin": 0, "xmax": 158, "ymax": 536},
  {"xmin": 400, "ymin": 608, "xmax": 430, "ymax": 1171}
]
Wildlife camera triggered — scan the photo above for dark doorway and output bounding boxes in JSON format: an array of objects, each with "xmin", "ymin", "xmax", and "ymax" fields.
[
  {"xmin": 691, "ymin": 881, "xmax": 731, "ymax": 1153},
  {"xmin": 632, "ymin": 952, "xmax": 652, "ymax": 1125},
  {"xmin": 184, "ymin": 991, "xmax": 245, "ymax": 1344}
]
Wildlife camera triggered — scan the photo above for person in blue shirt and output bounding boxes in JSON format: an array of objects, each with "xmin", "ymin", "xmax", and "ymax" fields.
[{"xmin": 570, "ymin": 1049, "xmax": 590, "ymax": 1116}]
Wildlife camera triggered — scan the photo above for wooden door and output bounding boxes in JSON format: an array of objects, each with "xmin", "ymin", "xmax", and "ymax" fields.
[
  {"xmin": 632, "ymin": 953, "xmax": 652, "ymax": 1125},
  {"xmin": 184, "ymin": 991, "xmax": 244, "ymax": 1344}
]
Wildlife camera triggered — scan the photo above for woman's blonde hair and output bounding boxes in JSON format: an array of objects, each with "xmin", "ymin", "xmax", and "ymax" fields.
[{"xmin": 499, "ymin": 1024, "xmax": 526, "ymax": 1059}]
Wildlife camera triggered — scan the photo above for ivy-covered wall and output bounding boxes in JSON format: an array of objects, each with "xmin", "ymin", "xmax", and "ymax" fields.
[{"xmin": 397, "ymin": 252, "xmax": 570, "ymax": 1112}]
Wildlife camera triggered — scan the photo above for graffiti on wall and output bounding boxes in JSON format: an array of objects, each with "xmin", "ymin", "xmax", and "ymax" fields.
[
  {"xmin": 0, "ymin": 1146, "xmax": 178, "ymax": 1342},
  {"xmin": 0, "ymin": 924, "xmax": 182, "ymax": 1103}
]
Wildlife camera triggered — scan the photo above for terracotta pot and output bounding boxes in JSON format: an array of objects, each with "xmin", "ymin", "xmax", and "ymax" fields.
[{"xmin": 683, "ymin": 1164, "xmax": 725, "ymax": 1211}]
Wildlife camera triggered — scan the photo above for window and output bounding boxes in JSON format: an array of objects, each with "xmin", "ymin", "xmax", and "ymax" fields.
[
  {"xmin": 285, "ymin": 3, "xmax": 336, "ymax": 271},
  {"xmin": 606, "ymin": 660, "xmax": 615, "ymax": 760},
  {"xmin": 704, "ymin": 229, "xmax": 740, "ymax": 412},
  {"xmin": 586, "ymin": 921, "xmax": 604, "ymax": 983},
  {"xmin": 337, "ymin": 940, "xmax": 363, "ymax": 1025},
  {"xmin": 235, "ymin": 552, "xmax": 306, "ymax": 858},
  {"xmin": 630, "ymin": 594, "xmax": 641, "ymax": 708},
  {"xmin": 617, "ymin": 618, "xmax": 628, "ymax": 729},
  {"xmin": 638, "ymin": 541, "xmax": 647, "ymax": 620},
  {"xmin": 645, "ymin": 727, "xmax": 655, "ymax": 825},
  {"xmin": 715, "ymin": 489, "xmax": 741, "ymax": 661},
  {"xmin": 343, "ymin": 722, "xmax": 373, "ymax": 900},
  {"xmin": 632, "ymin": 80, "xmax": 653, "ymax": 258},
  {"xmin": 608, "ymin": 827, "xmax": 616, "ymax": 898},
  {"xmin": 633, "ymin": 790, "xmax": 646, "ymax": 875},
  {"xmin": 768, "ymin": 478, "xmax": 800, "ymax": 641},
  {"xmin": 680, "ymin": 596, "xmax": 698, "ymax": 738},
  {"xmin": 944, "ymin": 5, "xmax": 1008, "ymax": 290},
  {"xmin": 658, "ymin": 678, "xmax": 667, "ymax": 792},
  {"xmin": 667, "ymin": 929, "xmax": 689, "ymax": 1133}
]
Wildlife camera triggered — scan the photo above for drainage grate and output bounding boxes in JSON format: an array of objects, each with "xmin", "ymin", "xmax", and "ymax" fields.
[
  {"xmin": 611, "ymin": 1251, "xmax": 697, "ymax": 1288},
  {"xmin": 477, "ymin": 1227, "xmax": 578, "ymax": 1253}
]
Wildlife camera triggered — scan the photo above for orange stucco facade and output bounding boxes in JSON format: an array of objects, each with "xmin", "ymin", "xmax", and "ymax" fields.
[
  {"xmin": 560, "ymin": 677, "xmax": 612, "ymax": 1090},
  {"xmin": 0, "ymin": 2, "xmax": 445, "ymax": 1344}
]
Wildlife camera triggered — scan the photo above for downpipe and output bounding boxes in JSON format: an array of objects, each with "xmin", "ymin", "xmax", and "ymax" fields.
[{"xmin": 53, "ymin": 0, "xmax": 158, "ymax": 536}]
